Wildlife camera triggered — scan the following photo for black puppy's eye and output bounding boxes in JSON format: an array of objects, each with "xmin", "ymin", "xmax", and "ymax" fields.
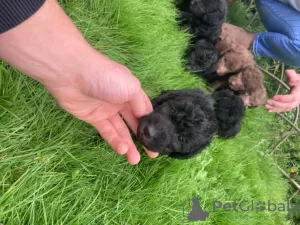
[
  {"xmin": 170, "ymin": 106, "xmax": 175, "ymax": 112},
  {"xmin": 177, "ymin": 135, "xmax": 185, "ymax": 143}
]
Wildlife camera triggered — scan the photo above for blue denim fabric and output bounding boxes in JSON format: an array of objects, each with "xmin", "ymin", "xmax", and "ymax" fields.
[{"xmin": 253, "ymin": 0, "xmax": 300, "ymax": 67}]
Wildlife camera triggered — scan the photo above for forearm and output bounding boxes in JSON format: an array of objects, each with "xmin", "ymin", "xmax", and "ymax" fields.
[{"xmin": 0, "ymin": 0, "xmax": 95, "ymax": 88}]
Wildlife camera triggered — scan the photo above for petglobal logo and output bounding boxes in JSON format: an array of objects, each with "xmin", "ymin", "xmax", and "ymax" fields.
[
  {"xmin": 180, "ymin": 197, "xmax": 300, "ymax": 223},
  {"xmin": 212, "ymin": 200, "xmax": 299, "ymax": 212}
]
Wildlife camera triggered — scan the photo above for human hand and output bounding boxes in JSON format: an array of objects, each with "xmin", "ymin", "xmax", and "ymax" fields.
[
  {"xmin": 0, "ymin": 0, "xmax": 158, "ymax": 165},
  {"xmin": 266, "ymin": 70, "xmax": 300, "ymax": 112},
  {"xmin": 46, "ymin": 53, "xmax": 159, "ymax": 165}
]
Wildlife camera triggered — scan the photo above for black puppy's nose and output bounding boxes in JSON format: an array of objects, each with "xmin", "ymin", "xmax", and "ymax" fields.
[{"xmin": 143, "ymin": 126, "xmax": 155, "ymax": 139}]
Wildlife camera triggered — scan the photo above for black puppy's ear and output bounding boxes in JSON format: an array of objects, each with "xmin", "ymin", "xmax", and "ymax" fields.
[
  {"xmin": 151, "ymin": 89, "xmax": 209, "ymax": 108},
  {"xmin": 151, "ymin": 89, "xmax": 186, "ymax": 108},
  {"xmin": 150, "ymin": 90, "xmax": 179, "ymax": 108}
]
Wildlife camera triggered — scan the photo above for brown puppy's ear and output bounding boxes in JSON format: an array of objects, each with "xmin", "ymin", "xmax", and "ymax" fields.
[
  {"xmin": 228, "ymin": 72, "xmax": 246, "ymax": 91},
  {"xmin": 239, "ymin": 66, "xmax": 264, "ymax": 91},
  {"xmin": 216, "ymin": 41, "xmax": 233, "ymax": 55}
]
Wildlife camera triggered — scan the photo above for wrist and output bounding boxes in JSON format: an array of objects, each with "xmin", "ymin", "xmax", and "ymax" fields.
[{"xmin": 38, "ymin": 44, "xmax": 95, "ymax": 89}]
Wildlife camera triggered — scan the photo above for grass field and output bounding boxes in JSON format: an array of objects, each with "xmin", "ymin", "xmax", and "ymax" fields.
[{"xmin": 0, "ymin": 0, "xmax": 292, "ymax": 224}]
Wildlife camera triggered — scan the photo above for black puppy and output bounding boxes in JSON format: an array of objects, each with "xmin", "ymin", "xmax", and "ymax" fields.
[
  {"xmin": 177, "ymin": 0, "xmax": 228, "ymax": 44},
  {"xmin": 212, "ymin": 89, "xmax": 245, "ymax": 138},
  {"xmin": 186, "ymin": 39, "xmax": 219, "ymax": 83},
  {"xmin": 177, "ymin": 0, "xmax": 228, "ymax": 83},
  {"xmin": 137, "ymin": 89, "xmax": 218, "ymax": 159},
  {"xmin": 137, "ymin": 89, "xmax": 245, "ymax": 159}
]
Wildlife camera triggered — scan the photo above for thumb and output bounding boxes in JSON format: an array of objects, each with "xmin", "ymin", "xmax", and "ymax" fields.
[
  {"xmin": 88, "ymin": 61, "xmax": 143, "ymax": 104},
  {"xmin": 129, "ymin": 90, "xmax": 153, "ymax": 118},
  {"xmin": 286, "ymin": 70, "xmax": 300, "ymax": 87}
]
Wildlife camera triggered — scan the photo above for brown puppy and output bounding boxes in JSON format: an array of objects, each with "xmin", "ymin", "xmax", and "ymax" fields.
[
  {"xmin": 228, "ymin": 66, "xmax": 267, "ymax": 107},
  {"xmin": 220, "ymin": 23, "xmax": 256, "ymax": 49},
  {"xmin": 216, "ymin": 43, "xmax": 255, "ymax": 76},
  {"xmin": 211, "ymin": 68, "xmax": 267, "ymax": 107},
  {"xmin": 213, "ymin": 24, "xmax": 267, "ymax": 107},
  {"xmin": 239, "ymin": 90, "xmax": 267, "ymax": 108}
]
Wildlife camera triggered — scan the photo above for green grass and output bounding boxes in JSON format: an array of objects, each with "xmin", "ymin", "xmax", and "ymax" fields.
[
  {"xmin": 0, "ymin": 0, "xmax": 291, "ymax": 224},
  {"xmin": 230, "ymin": 2, "xmax": 300, "ymax": 224}
]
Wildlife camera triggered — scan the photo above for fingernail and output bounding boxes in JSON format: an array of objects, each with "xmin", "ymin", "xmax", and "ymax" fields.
[
  {"xmin": 149, "ymin": 152, "xmax": 159, "ymax": 158},
  {"xmin": 144, "ymin": 147, "xmax": 159, "ymax": 158},
  {"xmin": 265, "ymin": 104, "xmax": 271, "ymax": 109},
  {"xmin": 128, "ymin": 154, "xmax": 141, "ymax": 165}
]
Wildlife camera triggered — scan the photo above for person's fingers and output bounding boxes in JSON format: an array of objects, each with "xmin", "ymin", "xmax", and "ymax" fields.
[
  {"xmin": 128, "ymin": 90, "xmax": 153, "ymax": 118},
  {"xmin": 92, "ymin": 119, "xmax": 128, "ymax": 155},
  {"xmin": 290, "ymin": 83, "xmax": 300, "ymax": 95},
  {"xmin": 125, "ymin": 146, "xmax": 141, "ymax": 165},
  {"xmin": 268, "ymin": 108, "xmax": 293, "ymax": 113},
  {"xmin": 120, "ymin": 105, "xmax": 139, "ymax": 134},
  {"xmin": 286, "ymin": 70, "xmax": 300, "ymax": 87},
  {"xmin": 108, "ymin": 114, "xmax": 141, "ymax": 165},
  {"xmin": 272, "ymin": 94, "xmax": 298, "ymax": 103},
  {"xmin": 121, "ymin": 103, "xmax": 159, "ymax": 159},
  {"xmin": 143, "ymin": 147, "xmax": 159, "ymax": 158},
  {"xmin": 120, "ymin": 91, "xmax": 152, "ymax": 133},
  {"xmin": 108, "ymin": 113, "xmax": 135, "ymax": 144},
  {"xmin": 266, "ymin": 99, "xmax": 295, "ymax": 112}
]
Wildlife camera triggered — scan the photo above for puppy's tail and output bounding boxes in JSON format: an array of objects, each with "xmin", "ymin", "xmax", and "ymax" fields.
[{"xmin": 212, "ymin": 89, "xmax": 245, "ymax": 138}]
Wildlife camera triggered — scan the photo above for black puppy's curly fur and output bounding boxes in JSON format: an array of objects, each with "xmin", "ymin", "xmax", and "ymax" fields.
[
  {"xmin": 212, "ymin": 89, "xmax": 245, "ymax": 138},
  {"xmin": 137, "ymin": 89, "xmax": 245, "ymax": 159},
  {"xmin": 177, "ymin": 0, "xmax": 228, "ymax": 44},
  {"xmin": 186, "ymin": 39, "xmax": 219, "ymax": 83},
  {"xmin": 177, "ymin": 0, "xmax": 227, "ymax": 82},
  {"xmin": 137, "ymin": 89, "xmax": 217, "ymax": 159}
]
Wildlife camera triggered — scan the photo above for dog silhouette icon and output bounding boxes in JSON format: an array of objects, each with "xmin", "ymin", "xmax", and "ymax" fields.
[{"xmin": 188, "ymin": 197, "xmax": 210, "ymax": 221}]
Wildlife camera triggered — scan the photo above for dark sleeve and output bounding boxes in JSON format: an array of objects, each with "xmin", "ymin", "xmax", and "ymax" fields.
[{"xmin": 0, "ymin": 0, "xmax": 46, "ymax": 34}]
